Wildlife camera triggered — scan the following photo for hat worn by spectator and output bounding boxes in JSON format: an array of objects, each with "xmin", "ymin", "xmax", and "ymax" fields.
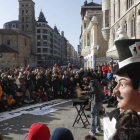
[
  {"xmin": 112, "ymin": 39, "xmax": 140, "ymax": 75},
  {"xmin": 83, "ymin": 71, "xmax": 93, "ymax": 78},
  {"xmin": 28, "ymin": 123, "xmax": 50, "ymax": 140},
  {"xmin": 49, "ymin": 127, "xmax": 74, "ymax": 140}
]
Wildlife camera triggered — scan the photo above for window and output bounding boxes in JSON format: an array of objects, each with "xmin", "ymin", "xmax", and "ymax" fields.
[
  {"xmin": 22, "ymin": 17, "xmax": 24, "ymax": 22},
  {"xmin": 37, "ymin": 48, "xmax": 41, "ymax": 53},
  {"xmin": 37, "ymin": 42, "xmax": 41, "ymax": 46},
  {"xmin": 25, "ymin": 39, "xmax": 27, "ymax": 46},
  {"xmin": 42, "ymin": 24, "xmax": 45, "ymax": 27},
  {"xmin": 0, "ymin": 54, "xmax": 2, "ymax": 58},
  {"xmin": 131, "ymin": 17, "xmax": 135, "ymax": 37},
  {"xmin": 37, "ymin": 29, "xmax": 40, "ymax": 33},
  {"xmin": 37, "ymin": 54, "xmax": 41, "ymax": 59},
  {"xmin": 22, "ymin": 5, "xmax": 24, "ymax": 7},
  {"xmin": 22, "ymin": 25, "xmax": 24, "ymax": 31},
  {"xmin": 26, "ymin": 10, "xmax": 28, "ymax": 15},
  {"xmin": 26, "ymin": 4, "xmax": 28, "ymax": 7},
  {"xmin": 43, "ymin": 48, "xmax": 48, "ymax": 53},
  {"xmin": 22, "ymin": 10, "xmax": 24, "ymax": 15},
  {"xmin": 43, "ymin": 42, "xmax": 47, "ymax": 46},
  {"xmin": 105, "ymin": 10, "xmax": 109, "ymax": 27},
  {"xmin": 6, "ymin": 24, "xmax": 9, "ymax": 29},
  {"xmin": 26, "ymin": 25, "xmax": 28, "ymax": 30},
  {"xmin": 26, "ymin": 17, "xmax": 28, "ymax": 22},
  {"xmin": 84, "ymin": 23, "xmax": 86, "ymax": 29},
  {"xmin": 43, "ymin": 35, "xmax": 47, "ymax": 40},
  {"xmin": 43, "ymin": 30, "xmax": 47, "ymax": 33},
  {"xmin": 7, "ymin": 40, "xmax": 10, "ymax": 45},
  {"xmin": 37, "ymin": 35, "xmax": 41, "ymax": 40}
]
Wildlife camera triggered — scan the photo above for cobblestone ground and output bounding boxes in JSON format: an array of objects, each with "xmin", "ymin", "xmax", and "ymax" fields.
[{"xmin": 0, "ymin": 101, "xmax": 115, "ymax": 140}]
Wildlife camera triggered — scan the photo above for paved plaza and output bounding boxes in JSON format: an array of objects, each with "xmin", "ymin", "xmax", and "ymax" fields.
[{"xmin": 0, "ymin": 101, "xmax": 115, "ymax": 140}]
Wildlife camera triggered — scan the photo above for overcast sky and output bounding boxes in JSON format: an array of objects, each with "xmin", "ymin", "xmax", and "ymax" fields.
[{"xmin": 0, "ymin": 0, "xmax": 102, "ymax": 51}]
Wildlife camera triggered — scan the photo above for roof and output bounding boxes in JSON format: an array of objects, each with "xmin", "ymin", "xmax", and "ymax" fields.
[
  {"xmin": 37, "ymin": 10, "xmax": 48, "ymax": 23},
  {"xmin": 82, "ymin": 2, "xmax": 101, "ymax": 7},
  {"xmin": 0, "ymin": 29, "xmax": 30, "ymax": 38},
  {"xmin": 0, "ymin": 44, "xmax": 18, "ymax": 53}
]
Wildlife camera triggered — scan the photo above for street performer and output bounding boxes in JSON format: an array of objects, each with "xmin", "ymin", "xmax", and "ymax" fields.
[
  {"xmin": 104, "ymin": 38, "xmax": 140, "ymax": 139},
  {"xmin": 81, "ymin": 72, "xmax": 103, "ymax": 136}
]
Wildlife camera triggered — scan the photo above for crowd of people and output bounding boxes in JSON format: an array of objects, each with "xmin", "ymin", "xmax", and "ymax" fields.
[{"xmin": 0, "ymin": 59, "xmax": 118, "ymax": 112}]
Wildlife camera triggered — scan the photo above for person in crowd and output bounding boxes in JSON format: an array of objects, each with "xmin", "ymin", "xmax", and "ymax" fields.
[
  {"xmin": 112, "ymin": 109, "xmax": 140, "ymax": 140},
  {"xmin": 1, "ymin": 95, "xmax": 8, "ymax": 111},
  {"xmin": 44, "ymin": 80, "xmax": 51, "ymax": 91},
  {"xmin": 97, "ymin": 66, "xmax": 103, "ymax": 82},
  {"xmin": 84, "ymin": 135, "xmax": 97, "ymax": 140},
  {"xmin": 47, "ymin": 88, "xmax": 54, "ymax": 101},
  {"xmin": 68, "ymin": 63, "xmax": 73, "ymax": 70},
  {"xmin": 102, "ymin": 62, "xmax": 109, "ymax": 78},
  {"xmin": 15, "ymin": 92, "xmax": 23, "ymax": 107},
  {"xmin": 36, "ymin": 74, "xmax": 44, "ymax": 91},
  {"xmin": 62, "ymin": 70, "xmax": 70, "ymax": 91},
  {"xmin": 0, "ymin": 134, "xmax": 3, "ymax": 140},
  {"xmin": 0, "ymin": 83, "xmax": 2, "ymax": 101},
  {"xmin": 110, "ymin": 58, "xmax": 116, "ymax": 65},
  {"xmin": 109, "ymin": 64, "xmax": 114, "ymax": 72},
  {"xmin": 31, "ymin": 90, "xmax": 41, "ymax": 103},
  {"xmin": 7, "ymin": 94, "xmax": 16, "ymax": 109},
  {"xmin": 19, "ymin": 73, "xmax": 27, "ymax": 94},
  {"xmin": 81, "ymin": 72, "xmax": 103, "ymax": 136},
  {"xmin": 107, "ymin": 70, "xmax": 113, "ymax": 80},
  {"xmin": 41, "ymin": 91, "xmax": 48, "ymax": 102},
  {"xmin": 24, "ymin": 89, "xmax": 34, "ymax": 104},
  {"xmin": 49, "ymin": 127, "xmax": 74, "ymax": 140},
  {"xmin": 69, "ymin": 77, "xmax": 75, "ymax": 97},
  {"xmin": 28, "ymin": 123, "xmax": 51, "ymax": 140},
  {"xmin": 10, "ymin": 79, "xmax": 18, "ymax": 98},
  {"xmin": 52, "ymin": 72, "xmax": 60, "ymax": 99},
  {"xmin": 53, "ymin": 63, "xmax": 59, "ymax": 72}
]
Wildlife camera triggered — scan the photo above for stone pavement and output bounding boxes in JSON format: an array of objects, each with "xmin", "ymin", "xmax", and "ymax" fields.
[{"xmin": 0, "ymin": 101, "xmax": 116, "ymax": 140}]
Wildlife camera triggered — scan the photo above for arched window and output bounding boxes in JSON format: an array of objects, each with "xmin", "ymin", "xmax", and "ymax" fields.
[{"xmin": 131, "ymin": 15, "xmax": 135, "ymax": 37}]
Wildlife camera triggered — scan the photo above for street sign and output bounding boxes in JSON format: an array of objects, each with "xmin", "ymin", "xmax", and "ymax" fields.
[{"xmin": 33, "ymin": 63, "xmax": 35, "ymax": 66}]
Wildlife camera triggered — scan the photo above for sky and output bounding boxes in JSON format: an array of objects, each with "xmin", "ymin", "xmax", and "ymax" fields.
[{"xmin": 0, "ymin": 0, "xmax": 101, "ymax": 51}]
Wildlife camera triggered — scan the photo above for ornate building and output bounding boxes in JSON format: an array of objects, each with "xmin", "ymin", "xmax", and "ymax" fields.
[
  {"xmin": 80, "ymin": 0, "xmax": 108, "ymax": 69},
  {"xmin": 102, "ymin": 0, "xmax": 140, "ymax": 58},
  {"xmin": 36, "ymin": 10, "xmax": 62, "ymax": 67}
]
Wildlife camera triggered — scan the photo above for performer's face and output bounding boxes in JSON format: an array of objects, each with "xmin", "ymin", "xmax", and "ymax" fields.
[{"xmin": 114, "ymin": 73, "xmax": 140, "ymax": 112}]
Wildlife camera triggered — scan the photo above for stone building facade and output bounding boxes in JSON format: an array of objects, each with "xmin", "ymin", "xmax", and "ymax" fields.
[
  {"xmin": 80, "ymin": 1, "xmax": 108, "ymax": 69},
  {"xmin": 0, "ymin": 29, "xmax": 33, "ymax": 69},
  {"xmin": 102, "ymin": 0, "xmax": 140, "ymax": 58}
]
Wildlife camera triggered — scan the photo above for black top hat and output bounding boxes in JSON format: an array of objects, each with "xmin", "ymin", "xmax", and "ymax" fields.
[
  {"xmin": 112, "ymin": 39, "xmax": 140, "ymax": 74},
  {"xmin": 83, "ymin": 71, "xmax": 93, "ymax": 78}
]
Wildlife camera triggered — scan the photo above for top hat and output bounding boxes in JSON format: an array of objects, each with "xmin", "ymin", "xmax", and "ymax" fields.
[
  {"xmin": 83, "ymin": 71, "xmax": 93, "ymax": 78},
  {"xmin": 112, "ymin": 39, "xmax": 140, "ymax": 74}
]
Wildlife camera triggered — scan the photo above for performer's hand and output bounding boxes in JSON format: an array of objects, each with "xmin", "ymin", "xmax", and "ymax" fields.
[
  {"xmin": 81, "ymin": 91, "xmax": 86, "ymax": 94},
  {"xmin": 82, "ymin": 85, "xmax": 88, "ymax": 90}
]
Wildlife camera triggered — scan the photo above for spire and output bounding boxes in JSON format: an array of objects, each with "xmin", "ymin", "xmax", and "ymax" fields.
[{"xmin": 37, "ymin": 10, "xmax": 48, "ymax": 23}]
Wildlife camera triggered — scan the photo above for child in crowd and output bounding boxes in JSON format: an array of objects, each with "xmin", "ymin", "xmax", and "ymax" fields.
[
  {"xmin": 7, "ymin": 94, "xmax": 15, "ymax": 109},
  {"xmin": 42, "ymin": 91, "xmax": 48, "ymax": 102},
  {"xmin": 37, "ymin": 88, "xmax": 42, "ymax": 96},
  {"xmin": 84, "ymin": 135, "xmax": 97, "ymax": 140},
  {"xmin": 62, "ymin": 87, "xmax": 69, "ymax": 99},
  {"xmin": 24, "ymin": 89, "xmax": 34, "ymax": 104},
  {"xmin": 47, "ymin": 88, "xmax": 54, "ymax": 101},
  {"xmin": 107, "ymin": 70, "xmax": 113, "ymax": 80},
  {"xmin": 1, "ymin": 95, "xmax": 8, "ymax": 111},
  {"xmin": 31, "ymin": 90, "xmax": 41, "ymax": 102},
  {"xmin": 15, "ymin": 92, "xmax": 23, "ymax": 107}
]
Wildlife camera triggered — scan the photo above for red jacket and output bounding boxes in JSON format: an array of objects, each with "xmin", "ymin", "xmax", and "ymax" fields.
[
  {"xmin": 28, "ymin": 123, "xmax": 50, "ymax": 140},
  {"xmin": 102, "ymin": 65, "xmax": 109, "ymax": 75}
]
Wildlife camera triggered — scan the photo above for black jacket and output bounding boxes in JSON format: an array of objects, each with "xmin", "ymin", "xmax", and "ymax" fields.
[{"xmin": 86, "ymin": 79, "xmax": 103, "ymax": 104}]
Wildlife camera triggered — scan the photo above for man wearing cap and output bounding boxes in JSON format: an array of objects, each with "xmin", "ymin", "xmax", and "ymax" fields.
[
  {"xmin": 81, "ymin": 72, "xmax": 103, "ymax": 136},
  {"xmin": 104, "ymin": 38, "xmax": 140, "ymax": 139}
]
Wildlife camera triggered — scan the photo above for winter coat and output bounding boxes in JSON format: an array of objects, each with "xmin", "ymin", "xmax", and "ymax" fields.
[{"xmin": 28, "ymin": 123, "xmax": 50, "ymax": 140}]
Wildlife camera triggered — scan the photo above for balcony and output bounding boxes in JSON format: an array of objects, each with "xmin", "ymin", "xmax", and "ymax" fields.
[{"xmin": 101, "ymin": 27, "xmax": 110, "ymax": 42}]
